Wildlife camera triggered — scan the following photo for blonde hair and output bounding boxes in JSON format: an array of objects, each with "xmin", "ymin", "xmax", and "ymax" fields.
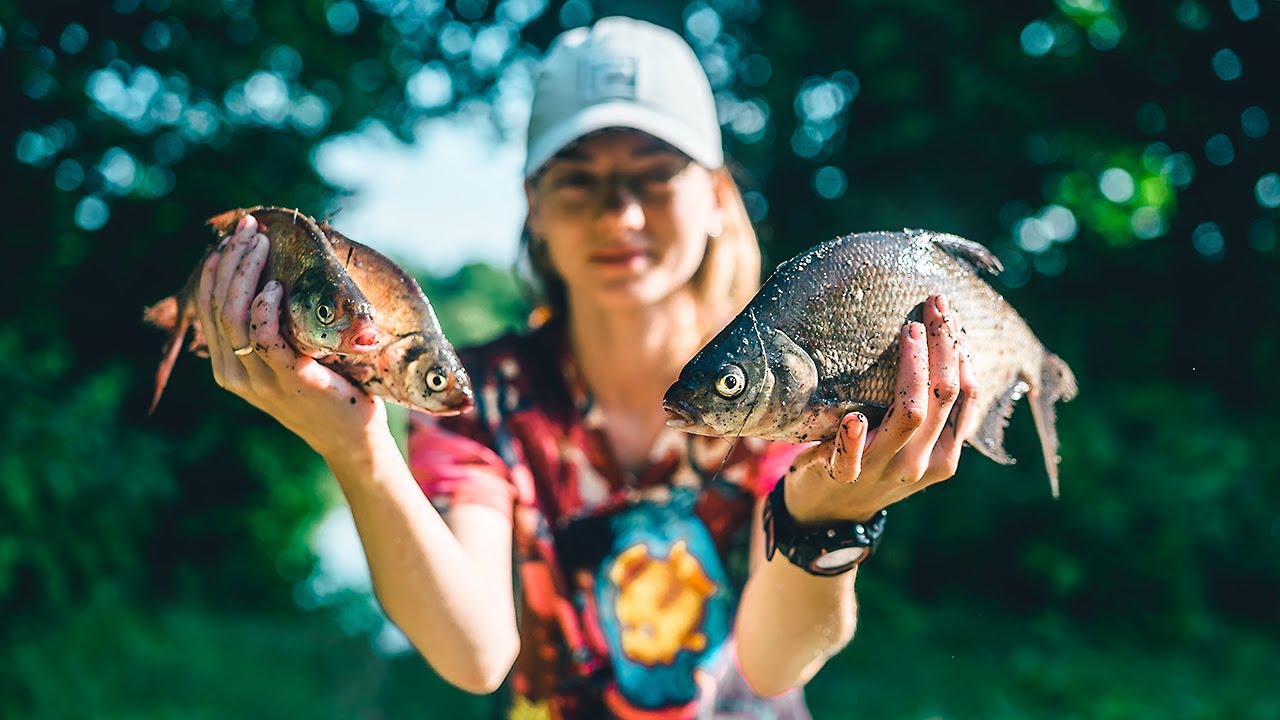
[{"xmin": 522, "ymin": 167, "xmax": 761, "ymax": 340}]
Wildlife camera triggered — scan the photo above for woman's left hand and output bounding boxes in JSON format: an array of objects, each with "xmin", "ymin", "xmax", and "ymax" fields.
[{"xmin": 782, "ymin": 293, "xmax": 983, "ymax": 524}]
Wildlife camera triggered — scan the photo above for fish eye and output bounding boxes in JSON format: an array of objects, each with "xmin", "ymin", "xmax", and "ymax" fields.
[
  {"xmin": 315, "ymin": 303, "xmax": 336, "ymax": 326},
  {"xmin": 425, "ymin": 367, "xmax": 449, "ymax": 393},
  {"xmin": 714, "ymin": 364, "xmax": 746, "ymax": 399}
]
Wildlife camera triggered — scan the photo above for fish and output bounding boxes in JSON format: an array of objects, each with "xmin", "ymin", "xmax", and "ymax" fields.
[
  {"xmin": 662, "ymin": 229, "xmax": 1078, "ymax": 496},
  {"xmin": 143, "ymin": 206, "xmax": 382, "ymax": 414},
  {"xmin": 317, "ymin": 225, "xmax": 474, "ymax": 415}
]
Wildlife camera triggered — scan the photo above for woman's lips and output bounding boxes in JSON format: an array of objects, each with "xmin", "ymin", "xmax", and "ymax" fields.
[{"xmin": 589, "ymin": 246, "xmax": 650, "ymax": 268}]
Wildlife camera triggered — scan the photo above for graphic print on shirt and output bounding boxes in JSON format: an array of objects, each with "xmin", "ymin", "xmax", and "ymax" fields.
[
  {"xmin": 591, "ymin": 491, "xmax": 733, "ymax": 714},
  {"xmin": 608, "ymin": 539, "xmax": 716, "ymax": 666}
]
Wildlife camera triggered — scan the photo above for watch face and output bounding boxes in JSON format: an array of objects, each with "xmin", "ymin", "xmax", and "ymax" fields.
[{"xmin": 812, "ymin": 546, "xmax": 866, "ymax": 572}]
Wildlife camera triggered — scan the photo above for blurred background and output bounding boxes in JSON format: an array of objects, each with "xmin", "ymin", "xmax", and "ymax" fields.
[{"xmin": 3, "ymin": 0, "xmax": 1278, "ymax": 717}]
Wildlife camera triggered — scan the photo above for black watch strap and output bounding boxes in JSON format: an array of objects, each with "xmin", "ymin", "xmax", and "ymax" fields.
[{"xmin": 763, "ymin": 476, "xmax": 888, "ymax": 576}]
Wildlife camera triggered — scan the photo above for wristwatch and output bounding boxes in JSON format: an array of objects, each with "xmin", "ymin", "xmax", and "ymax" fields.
[{"xmin": 763, "ymin": 476, "xmax": 888, "ymax": 576}]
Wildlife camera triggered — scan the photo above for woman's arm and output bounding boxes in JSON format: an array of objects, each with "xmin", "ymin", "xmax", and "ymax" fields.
[
  {"xmin": 735, "ymin": 294, "xmax": 981, "ymax": 696},
  {"xmin": 198, "ymin": 217, "xmax": 519, "ymax": 693},
  {"xmin": 328, "ymin": 439, "xmax": 519, "ymax": 694}
]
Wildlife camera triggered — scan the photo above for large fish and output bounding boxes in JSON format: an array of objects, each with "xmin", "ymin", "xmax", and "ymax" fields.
[
  {"xmin": 318, "ymin": 225, "xmax": 473, "ymax": 415},
  {"xmin": 662, "ymin": 229, "xmax": 1078, "ymax": 495},
  {"xmin": 144, "ymin": 207, "xmax": 380, "ymax": 413}
]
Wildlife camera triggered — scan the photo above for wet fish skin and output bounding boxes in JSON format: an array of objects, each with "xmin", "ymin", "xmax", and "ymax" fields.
[
  {"xmin": 206, "ymin": 208, "xmax": 380, "ymax": 358},
  {"xmin": 319, "ymin": 226, "xmax": 474, "ymax": 416},
  {"xmin": 662, "ymin": 229, "xmax": 1078, "ymax": 495},
  {"xmin": 143, "ymin": 207, "xmax": 380, "ymax": 413}
]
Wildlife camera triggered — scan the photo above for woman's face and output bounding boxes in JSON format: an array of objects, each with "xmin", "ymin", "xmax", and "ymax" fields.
[{"xmin": 526, "ymin": 131, "xmax": 724, "ymax": 311}]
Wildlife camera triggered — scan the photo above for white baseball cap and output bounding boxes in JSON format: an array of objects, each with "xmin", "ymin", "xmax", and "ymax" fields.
[{"xmin": 524, "ymin": 17, "xmax": 724, "ymax": 177}]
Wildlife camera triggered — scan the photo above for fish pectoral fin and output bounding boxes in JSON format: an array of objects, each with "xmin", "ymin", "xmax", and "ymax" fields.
[
  {"xmin": 205, "ymin": 207, "xmax": 255, "ymax": 236},
  {"xmin": 968, "ymin": 378, "xmax": 1028, "ymax": 466},
  {"xmin": 928, "ymin": 231, "xmax": 1005, "ymax": 275}
]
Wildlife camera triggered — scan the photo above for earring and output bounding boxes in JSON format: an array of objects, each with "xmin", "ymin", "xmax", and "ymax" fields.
[{"xmin": 707, "ymin": 221, "xmax": 723, "ymax": 239}]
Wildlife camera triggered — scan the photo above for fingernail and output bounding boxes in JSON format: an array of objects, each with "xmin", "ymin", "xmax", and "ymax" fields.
[
  {"xmin": 935, "ymin": 295, "xmax": 949, "ymax": 313},
  {"xmin": 266, "ymin": 280, "xmax": 281, "ymax": 292},
  {"xmin": 906, "ymin": 322, "xmax": 923, "ymax": 340},
  {"xmin": 217, "ymin": 235, "xmax": 230, "ymax": 251},
  {"xmin": 235, "ymin": 216, "xmax": 249, "ymax": 234}
]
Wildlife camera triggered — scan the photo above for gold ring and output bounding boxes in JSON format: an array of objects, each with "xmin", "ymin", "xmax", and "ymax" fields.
[{"xmin": 233, "ymin": 345, "xmax": 254, "ymax": 356}]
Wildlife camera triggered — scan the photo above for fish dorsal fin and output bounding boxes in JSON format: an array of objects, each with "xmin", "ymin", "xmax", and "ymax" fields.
[{"xmin": 907, "ymin": 229, "xmax": 1004, "ymax": 276}]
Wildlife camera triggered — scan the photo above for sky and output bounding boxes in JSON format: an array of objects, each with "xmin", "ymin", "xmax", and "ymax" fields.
[{"xmin": 311, "ymin": 114, "xmax": 528, "ymax": 276}]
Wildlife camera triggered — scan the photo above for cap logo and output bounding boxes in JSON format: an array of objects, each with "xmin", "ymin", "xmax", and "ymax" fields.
[{"xmin": 582, "ymin": 54, "xmax": 637, "ymax": 102}]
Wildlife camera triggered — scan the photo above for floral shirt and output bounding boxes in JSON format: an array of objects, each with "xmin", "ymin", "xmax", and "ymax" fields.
[{"xmin": 408, "ymin": 322, "xmax": 810, "ymax": 720}]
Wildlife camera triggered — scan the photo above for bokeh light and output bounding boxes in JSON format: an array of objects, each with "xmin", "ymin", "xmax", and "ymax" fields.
[
  {"xmin": 1130, "ymin": 206, "xmax": 1167, "ymax": 239},
  {"xmin": 1099, "ymin": 168, "xmax": 1135, "ymax": 202},
  {"xmin": 98, "ymin": 147, "xmax": 139, "ymax": 194},
  {"xmin": 813, "ymin": 166, "xmax": 846, "ymax": 199},
  {"xmin": 558, "ymin": 0, "xmax": 592, "ymax": 28},
  {"xmin": 54, "ymin": 159, "xmax": 84, "ymax": 191},
  {"xmin": 1211, "ymin": 48, "xmax": 1242, "ymax": 80},
  {"xmin": 1191, "ymin": 221, "xmax": 1225, "ymax": 260},
  {"xmin": 74, "ymin": 195, "xmax": 109, "ymax": 230},
  {"xmin": 685, "ymin": 4, "xmax": 722, "ymax": 46},
  {"xmin": 1204, "ymin": 133, "xmax": 1235, "ymax": 166},
  {"xmin": 406, "ymin": 62, "xmax": 453, "ymax": 109},
  {"xmin": 1087, "ymin": 17, "xmax": 1122, "ymax": 51},
  {"xmin": 1021, "ymin": 21, "xmax": 1055, "ymax": 57},
  {"xmin": 142, "ymin": 20, "xmax": 171, "ymax": 51},
  {"xmin": 439, "ymin": 22, "xmax": 474, "ymax": 58},
  {"xmin": 1160, "ymin": 151, "xmax": 1196, "ymax": 188},
  {"xmin": 1256, "ymin": 173, "xmax": 1280, "ymax": 208},
  {"xmin": 59, "ymin": 22, "xmax": 89, "ymax": 54},
  {"xmin": 1241, "ymin": 106, "xmax": 1269, "ymax": 139},
  {"xmin": 326, "ymin": 1, "xmax": 360, "ymax": 36},
  {"xmin": 742, "ymin": 190, "xmax": 768, "ymax": 223},
  {"xmin": 1176, "ymin": 0, "xmax": 1211, "ymax": 31},
  {"xmin": 1229, "ymin": 0, "xmax": 1259, "ymax": 22}
]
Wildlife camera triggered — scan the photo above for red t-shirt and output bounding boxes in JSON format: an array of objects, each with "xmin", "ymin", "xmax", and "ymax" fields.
[{"xmin": 408, "ymin": 322, "xmax": 810, "ymax": 720}]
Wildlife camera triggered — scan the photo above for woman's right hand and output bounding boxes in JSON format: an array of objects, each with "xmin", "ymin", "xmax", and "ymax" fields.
[{"xmin": 195, "ymin": 214, "xmax": 389, "ymax": 461}]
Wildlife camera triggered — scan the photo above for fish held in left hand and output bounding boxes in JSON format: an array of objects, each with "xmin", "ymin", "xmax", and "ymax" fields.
[
  {"xmin": 142, "ymin": 207, "xmax": 382, "ymax": 414},
  {"xmin": 662, "ymin": 229, "xmax": 1078, "ymax": 496}
]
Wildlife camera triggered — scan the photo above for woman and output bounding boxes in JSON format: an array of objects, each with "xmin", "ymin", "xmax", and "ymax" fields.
[{"xmin": 198, "ymin": 17, "xmax": 979, "ymax": 719}]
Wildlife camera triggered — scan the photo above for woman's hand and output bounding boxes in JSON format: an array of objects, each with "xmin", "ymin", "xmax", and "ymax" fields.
[
  {"xmin": 783, "ymin": 293, "xmax": 982, "ymax": 524},
  {"xmin": 196, "ymin": 214, "xmax": 388, "ymax": 460}
]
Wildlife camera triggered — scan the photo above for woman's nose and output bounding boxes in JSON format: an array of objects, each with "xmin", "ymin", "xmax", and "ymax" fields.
[{"xmin": 601, "ymin": 177, "xmax": 646, "ymax": 230}]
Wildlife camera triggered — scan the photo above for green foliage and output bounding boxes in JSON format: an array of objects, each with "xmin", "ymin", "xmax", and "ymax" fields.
[
  {"xmin": 5, "ymin": 591, "xmax": 489, "ymax": 720},
  {"xmin": 422, "ymin": 262, "xmax": 531, "ymax": 346},
  {"xmin": 6, "ymin": 591, "xmax": 1275, "ymax": 720}
]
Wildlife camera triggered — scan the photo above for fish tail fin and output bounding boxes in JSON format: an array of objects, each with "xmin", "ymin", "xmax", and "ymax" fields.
[
  {"xmin": 1029, "ymin": 352, "xmax": 1078, "ymax": 499},
  {"xmin": 969, "ymin": 378, "xmax": 1026, "ymax": 467},
  {"xmin": 143, "ymin": 296, "xmax": 189, "ymax": 415}
]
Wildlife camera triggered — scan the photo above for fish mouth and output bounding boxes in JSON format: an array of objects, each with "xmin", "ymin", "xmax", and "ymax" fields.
[
  {"xmin": 343, "ymin": 317, "xmax": 380, "ymax": 353},
  {"xmin": 427, "ymin": 391, "xmax": 475, "ymax": 417},
  {"xmin": 662, "ymin": 399, "xmax": 700, "ymax": 429}
]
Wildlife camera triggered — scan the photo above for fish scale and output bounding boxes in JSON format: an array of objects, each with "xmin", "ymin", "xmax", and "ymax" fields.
[
  {"xmin": 142, "ymin": 207, "xmax": 473, "ymax": 417},
  {"xmin": 663, "ymin": 229, "xmax": 1078, "ymax": 496}
]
